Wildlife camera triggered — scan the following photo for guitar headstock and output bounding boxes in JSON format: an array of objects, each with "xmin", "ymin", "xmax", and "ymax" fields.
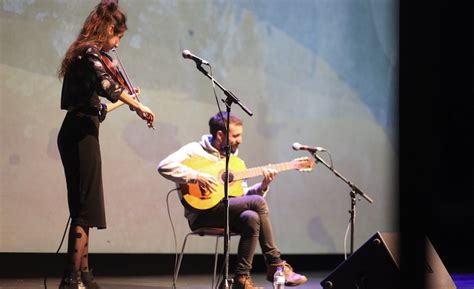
[{"xmin": 292, "ymin": 157, "xmax": 315, "ymax": 172}]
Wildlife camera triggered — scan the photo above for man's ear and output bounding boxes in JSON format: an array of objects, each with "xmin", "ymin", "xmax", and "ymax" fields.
[{"xmin": 216, "ymin": 130, "xmax": 224, "ymax": 142}]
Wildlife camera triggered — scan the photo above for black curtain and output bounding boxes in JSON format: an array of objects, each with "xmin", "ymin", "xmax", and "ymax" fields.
[{"xmin": 399, "ymin": 1, "xmax": 474, "ymax": 287}]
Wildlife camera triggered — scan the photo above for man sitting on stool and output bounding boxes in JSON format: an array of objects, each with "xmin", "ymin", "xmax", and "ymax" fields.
[{"xmin": 157, "ymin": 112, "xmax": 308, "ymax": 289}]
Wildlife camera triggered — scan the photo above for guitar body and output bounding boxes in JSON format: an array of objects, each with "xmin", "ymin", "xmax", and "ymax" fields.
[
  {"xmin": 179, "ymin": 155, "xmax": 247, "ymax": 212},
  {"xmin": 178, "ymin": 155, "xmax": 314, "ymax": 212}
]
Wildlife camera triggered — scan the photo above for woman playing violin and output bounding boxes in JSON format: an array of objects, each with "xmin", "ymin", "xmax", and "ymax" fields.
[{"xmin": 57, "ymin": 1, "xmax": 155, "ymax": 288}]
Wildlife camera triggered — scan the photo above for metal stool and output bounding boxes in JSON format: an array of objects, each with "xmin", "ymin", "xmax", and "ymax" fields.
[{"xmin": 173, "ymin": 227, "xmax": 239, "ymax": 289}]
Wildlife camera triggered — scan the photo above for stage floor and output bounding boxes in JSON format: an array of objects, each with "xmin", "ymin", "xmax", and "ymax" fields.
[
  {"xmin": 0, "ymin": 272, "xmax": 324, "ymax": 289},
  {"xmin": 1, "ymin": 272, "xmax": 473, "ymax": 289}
]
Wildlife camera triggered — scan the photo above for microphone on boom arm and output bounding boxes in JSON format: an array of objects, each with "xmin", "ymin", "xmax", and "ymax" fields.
[
  {"xmin": 182, "ymin": 50, "xmax": 210, "ymax": 66},
  {"xmin": 292, "ymin": 142, "xmax": 326, "ymax": 153}
]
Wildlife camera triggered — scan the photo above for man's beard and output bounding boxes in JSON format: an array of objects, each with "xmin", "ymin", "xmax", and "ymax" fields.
[{"xmin": 219, "ymin": 144, "xmax": 238, "ymax": 155}]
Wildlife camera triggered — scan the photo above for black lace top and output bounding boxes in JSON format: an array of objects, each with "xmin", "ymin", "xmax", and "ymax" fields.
[{"xmin": 60, "ymin": 45, "xmax": 123, "ymax": 111}]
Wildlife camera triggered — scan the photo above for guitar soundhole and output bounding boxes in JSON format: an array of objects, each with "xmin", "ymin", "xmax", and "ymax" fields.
[
  {"xmin": 199, "ymin": 187, "xmax": 207, "ymax": 198},
  {"xmin": 220, "ymin": 172, "xmax": 234, "ymax": 183}
]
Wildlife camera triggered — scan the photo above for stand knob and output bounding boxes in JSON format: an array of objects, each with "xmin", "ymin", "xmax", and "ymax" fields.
[{"xmin": 322, "ymin": 280, "xmax": 333, "ymax": 289}]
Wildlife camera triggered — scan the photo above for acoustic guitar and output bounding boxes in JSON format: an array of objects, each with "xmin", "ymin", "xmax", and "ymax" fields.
[{"xmin": 178, "ymin": 155, "xmax": 315, "ymax": 212}]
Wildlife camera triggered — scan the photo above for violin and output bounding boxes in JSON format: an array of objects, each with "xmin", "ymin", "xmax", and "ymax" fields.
[{"xmin": 100, "ymin": 49, "xmax": 154, "ymax": 129}]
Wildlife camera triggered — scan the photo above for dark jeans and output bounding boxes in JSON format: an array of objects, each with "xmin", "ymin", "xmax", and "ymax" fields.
[{"xmin": 190, "ymin": 194, "xmax": 282, "ymax": 276}]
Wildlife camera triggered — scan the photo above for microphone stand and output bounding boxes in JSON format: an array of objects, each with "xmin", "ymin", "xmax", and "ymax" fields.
[
  {"xmin": 195, "ymin": 64, "xmax": 253, "ymax": 289},
  {"xmin": 310, "ymin": 151, "xmax": 373, "ymax": 254},
  {"xmin": 195, "ymin": 65, "xmax": 253, "ymax": 116}
]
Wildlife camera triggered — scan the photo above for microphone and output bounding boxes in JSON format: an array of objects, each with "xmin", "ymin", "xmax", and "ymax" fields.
[
  {"xmin": 182, "ymin": 50, "xmax": 210, "ymax": 66},
  {"xmin": 292, "ymin": 142, "xmax": 326, "ymax": 152}
]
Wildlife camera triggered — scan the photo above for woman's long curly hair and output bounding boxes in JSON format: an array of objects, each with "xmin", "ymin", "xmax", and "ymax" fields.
[{"xmin": 58, "ymin": 0, "xmax": 127, "ymax": 78}]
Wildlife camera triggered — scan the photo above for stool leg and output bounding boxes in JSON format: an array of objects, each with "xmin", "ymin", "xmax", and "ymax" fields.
[
  {"xmin": 212, "ymin": 236, "xmax": 220, "ymax": 289},
  {"xmin": 173, "ymin": 232, "xmax": 193, "ymax": 288}
]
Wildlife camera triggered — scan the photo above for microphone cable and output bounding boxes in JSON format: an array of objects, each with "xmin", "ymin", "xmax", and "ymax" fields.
[
  {"xmin": 317, "ymin": 148, "xmax": 334, "ymax": 169},
  {"xmin": 44, "ymin": 216, "xmax": 71, "ymax": 289},
  {"xmin": 343, "ymin": 219, "xmax": 351, "ymax": 260}
]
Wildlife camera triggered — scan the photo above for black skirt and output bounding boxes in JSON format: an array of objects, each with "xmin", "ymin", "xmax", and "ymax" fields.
[{"xmin": 57, "ymin": 109, "xmax": 106, "ymax": 229}]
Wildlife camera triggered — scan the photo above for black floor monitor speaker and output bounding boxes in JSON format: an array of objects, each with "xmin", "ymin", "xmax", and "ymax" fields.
[{"xmin": 320, "ymin": 231, "xmax": 456, "ymax": 289}]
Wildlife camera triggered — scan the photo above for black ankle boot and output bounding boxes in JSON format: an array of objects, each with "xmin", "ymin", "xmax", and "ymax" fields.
[
  {"xmin": 59, "ymin": 270, "xmax": 86, "ymax": 289},
  {"xmin": 81, "ymin": 270, "xmax": 101, "ymax": 289}
]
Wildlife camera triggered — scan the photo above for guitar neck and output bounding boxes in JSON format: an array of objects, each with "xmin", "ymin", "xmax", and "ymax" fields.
[{"xmin": 233, "ymin": 161, "xmax": 299, "ymax": 181}]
